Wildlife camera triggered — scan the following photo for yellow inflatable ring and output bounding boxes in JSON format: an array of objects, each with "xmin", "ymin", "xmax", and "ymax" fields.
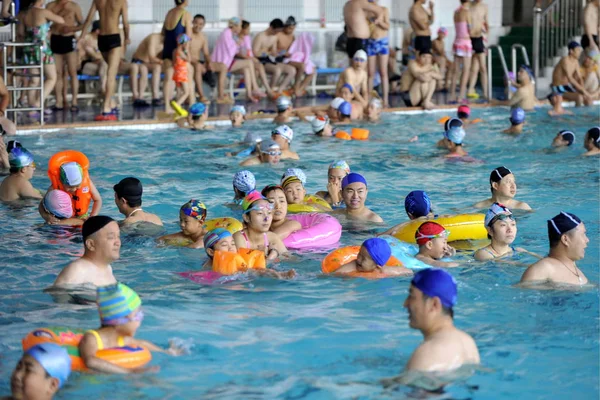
[
  {"xmin": 287, "ymin": 195, "xmax": 332, "ymax": 213},
  {"xmin": 204, "ymin": 217, "xmax": 243, "ymax": 234},
  {"xmin": 393, "ymin": 214, "xmax": 487, "ymax": 243}
]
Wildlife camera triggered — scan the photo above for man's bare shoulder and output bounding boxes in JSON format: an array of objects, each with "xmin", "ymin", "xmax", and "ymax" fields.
[{"xmin": 53, "ymin": 258, "xmax": 95, "ymax": 286}]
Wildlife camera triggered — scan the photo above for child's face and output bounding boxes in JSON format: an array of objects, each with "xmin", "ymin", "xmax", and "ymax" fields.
[
  {"xmin": 179, "ymin": 211, "xmax": 204, "ymax": 236},
  {"xmin": 427, "ymin": 237, "xmax": 448, "ymax": 259},
  {"xmin": 241, "ymin": 25, "xmax": 250, "ymax": 36},
  {"xmin": 283, "ymin": 182, "xmax": 305, "ymax": 205},
  {"xmin": 341, "ymin": 87, "xmax": 352, "ymax": 101},
  {"xmin": 356, "ymin": 246, "xmax": 378, "ymax": 272},
  {"xmin": 214, "ymin": 236, "xmax": 237, "ymax": 253},
  {"xmin": 230, "ymin": 111, "xmax": 244, "ymax": 125},
  {"xmin": 231, "ymin": 24, "xmax": 242, "ymax": 35},
  {"xmin": 63, "ymin": 184, "xmax": 80, "ymax": 193},
  {"xmin": 11, "ymin": 355, "xmax": 58, "ymax": 400}
]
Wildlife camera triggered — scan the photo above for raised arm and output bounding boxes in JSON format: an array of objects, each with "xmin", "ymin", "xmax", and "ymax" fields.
[{"xmin": 77, "ymin": 2, "xmax": 97, "ymax": 41}]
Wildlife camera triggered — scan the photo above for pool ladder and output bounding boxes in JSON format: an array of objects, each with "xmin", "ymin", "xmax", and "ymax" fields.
[{"xmin": 487, "ymin": 44, "xmax": 531, "ymax": 101}]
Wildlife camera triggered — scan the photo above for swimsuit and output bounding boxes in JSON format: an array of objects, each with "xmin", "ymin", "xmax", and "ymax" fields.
[
  {"xmin": 258, "ymin": 54, "xmax": 277, "ymax": 64},
  {"xmin": 346, "ymin": 37, "xmax": 367, "ymax": 58},
  {"xmin": 240, "ymin": 230, "xmax": 269, "ymax": 253},
  {"xmin": 132, "ymin": 58, "xmax": 144, "ymax": 64},
  {"xmin": 471, "ymin": 37, "xmax": 485, "ymax": 54},
  {"xmin": 481, "ymin": 246, "xmax": 516, "ymax": 258},
  {"xmin": 50, "ymin": 34, "xmax": 76, "ymax": 55},
  {"xmin": 413, "ymin": 36, "xmax": 432, "ymax": 54},
  {"xmin": 366, "ymin": 36, "xmax": 390, "ymax": 57},
  {"xmin": 23, "ymin": 23, "xmax": 54, "ymax": 65},
  {"xmin": 551, "ymin": 84, "xmax": 576, "ymax": 94},
  {"xmin": 581, "ymin": 34, "xmax": 599, "ymax": 50},
  {"xmin": 453, "ymin": 20, "xmax": 472, "ymax": 57},
  {"xmin": 86, "ymin": 330, "xmax": 125, "ymax": 350},
  {"xmin": 173, "ymin": 52, "xmax": 188, "ymax": 84},
  {"xmin": 98, "ymin": 34, "xmax": 121, "ymax": 53},
  {"xmin": 163, "ymin": 12, "xmax": 185, "ymax": 61}
]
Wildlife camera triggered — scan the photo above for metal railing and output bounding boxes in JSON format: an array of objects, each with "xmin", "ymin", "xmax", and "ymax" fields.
[
  {"xmin": 487, "ymin": 45, "xmax": 510, "ymax": 100},
  {"xmin": 532, "ymin": 0, "xmax": 585, "ymax": 79},
  {"xmin": 511, "ymin": 44, "xmax": 531, "ymax": 78}
]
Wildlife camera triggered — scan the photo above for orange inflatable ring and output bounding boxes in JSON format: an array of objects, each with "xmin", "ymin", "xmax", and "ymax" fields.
[
  {"xmin": 22, "ymin": 327, "xmax": 152, "ymax": 371},
  {"xmin": 212, "ymin": 249, "xmax": 266, "ymax": 275},
  {"xmin": 351, "ymin": 128, "xmax": 369, "ymax": 140},
  {"xmin": 335, "ymin": 130, "xmax": 352, "ymax": 140},
  {"xmin": 47, "ymin": 150, "xmax": 92, "ymax": 217},
  {"xmin": 321, "ymin": 245, "xmax": 404, "ymax": 279}
]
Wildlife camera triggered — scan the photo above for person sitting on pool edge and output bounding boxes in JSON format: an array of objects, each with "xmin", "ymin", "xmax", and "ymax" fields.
[
  {"xmin": 114, "ymin": 177, "xmax": 163, "ymax": 226},
  {"xmin": 79, "ymin": 283, "xmax": 184, "ymax": 374},
  {"xmin": 443, "ymin": 125, "xmax": 468, "ymax": 158},
  {"xmin": 311, "ymin": 115, "xmax": 334, "ymax": 137},
  {"xmin": 382, "ymin": 268, "xmax": 480, "ymax": 387},
  {"xmin": 552, "ymin": 130, "xmax": 575, "ymax": 148},
  {"xmin": 583, "ymin": 126, "xmax": 600, "ymax": 157},
  {"xmin": 232, "ymin": 170, "xmax": 256, "ymax": 205},
  {"xmin": 332, "ymin": 172, "xmax": 383, "ymax": 223},
  {"xmin": 502, "ymin": 107, "xmax": 525, "ymax": 134},
  {"xmin": 473, "ymin": 166, "xmax": 532, "ymax": 211},
  {"xmin": 230, "ymin": 105, "xmax": 246, "ymax": 127},
  {"xmin": 414, "ymin": 222, "xmax": 459, "ymax": 268},
  {"xmin": 381, "ymin": 190, "xmax": 443, "ymax": 236},
  {"xmin": 315, "ymin": 160, "xmax": 350, "ymax": 206},
  {"xmin": 39, "ymin": 190, "xmax": 84, "ymax": 226},
  {"xmin": 158, "ymin": 200, "xmax": 207, "ymax": 248},
  {"xmin": 336, "ymin": 101, "xmax": 352, "ymax": 125},
  {"xmin": 334, "ymin": 238, "xmax": 412, "ymax": 276},
  {"xmin": 53, "ymin": 216, "xmax": 119, "ymax": 288},
  {"xmin": 239, "ymin": 139, "xmax": 281, "ymax": 166},
  {"xmin": 176, "ymin": 102, "xmax": 213, "ymax": 130},
  {"xmin": 262, "ymin": 184, "xmax": 301, "ymax": 240},
  {"xmin": 0, "ymin": 145, "xmax": 43, "ymax": 202},
  {"xmin": 233, "ymin": 190, "xmax": 288, "ymax": 260},
  {"xmin": 8, "ymin": 343, "xmax": 71, "ymax": 400},
  {"xmin": 520, "ymin": 212, "xmax": 589, "ymax": 286},
  {"xmin": 271, "ymin": 125, "xmax": 299, "ymax": 160}
]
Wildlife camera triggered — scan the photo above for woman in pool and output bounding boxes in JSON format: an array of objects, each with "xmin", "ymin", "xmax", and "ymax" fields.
[
  {"xmin": 233, "ymin": 191, "xmax": 287, "ymax": 260},
  {"xmin": 583, "ymin": 126, "xmax": 600, "ymax": 157},
  {"xmin": 473, "ymin": 166, "xmax": 532, "ymax": 210},
  {"xmin": 239, "ymin": 140, "xmax": 281, "ymax": 166},
  {"xmin": 261, "ymin": 184, "xmax": 301, "ymax": 240},
  {"xmin": 315, "ymin": 160, "xmax": 350, "ymax": 206},
  {"xmin": 158, "ymin": 200, "xmax": 207, "ymax": 248}
]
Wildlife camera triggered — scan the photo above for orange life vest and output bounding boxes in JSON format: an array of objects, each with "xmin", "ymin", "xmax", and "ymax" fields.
[{"xmin": 48, "ymin": 150, "xmax": 92, "ymax": 217}]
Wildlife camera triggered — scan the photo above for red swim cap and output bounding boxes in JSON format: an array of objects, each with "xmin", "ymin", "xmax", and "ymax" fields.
[{"xmin": 415, "ymin": 221, "xmax": 448, "ymax": 245}]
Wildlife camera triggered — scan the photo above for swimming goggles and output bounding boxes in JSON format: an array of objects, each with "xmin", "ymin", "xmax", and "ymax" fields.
[
  {"xmin": 488, "ymin": 213, "xmax": 515, "ymax": 226},
  {"xmin": 243, "ymin": 202, "xmax": 274, "ymax": 214},
  {"xmin": 353, "ymin": 57, "xmax": 366, "ymax": 62},
  {"xmin": 415, "ymin": 229, "xmax": 450, "ymax": 241},
  {"xmin": 106, "ymin": 309, "xmax": 145, "ymax": 326},
  {"xmin": 264, "ymin": 150, "xmax": 282, "ymax": 156}
]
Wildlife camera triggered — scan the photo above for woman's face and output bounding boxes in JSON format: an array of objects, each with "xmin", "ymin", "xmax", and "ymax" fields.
[
  {"xmin": 265, "ymin": 188, "xmax": 288, "ymax": 222},
  {"xmin": 245, "ymin": 199, "xmax": 274, "ymax": 232},
  {"xmin": 328, "ymin": 168, "xmax": 347, "ymax": 186},
  {"xmin": 231, "ymin": 24, "xmax": 242, "ymax": 35}
]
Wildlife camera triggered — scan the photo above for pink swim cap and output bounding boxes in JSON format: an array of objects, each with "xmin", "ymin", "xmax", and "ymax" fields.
[
  {"xmin": 438, "ymin": 27, "xmax": 448, "ymax": 35},
  {"xmin": 43, "ymin": 189, "xmax": 74, "ymax": 219}
]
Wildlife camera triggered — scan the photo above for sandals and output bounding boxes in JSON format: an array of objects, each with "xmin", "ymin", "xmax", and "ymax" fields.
[{"xmin": 94, "ymin": 112, "xmax": 117, "ymax": 121}]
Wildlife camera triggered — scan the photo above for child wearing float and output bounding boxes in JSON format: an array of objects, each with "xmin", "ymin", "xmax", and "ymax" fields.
[
  {"xmin": 315, "ymin": 160, "xmax": 350, "ymax": 206},
  {"xmin": 381, "ymin": 190, "xmax": 444, "ymax": 236},
  {"xmin": 0, "ymin": 145, "xmax": 42, "ymax": 202},
  {"xmin": 230, "ymin": 105, "xmax": 246, "ymax": 127},
  {"xmin": 281, "ymin": 172, "xmax": 330, "ymax": 212},
  {"xmin": 79, "ymin": 283, "xmax": 183, "ymax": 374},
  {"xmin": 262, "ymin": 184, "xmax": 302, "ymax": 239},
  {"xmin": 176, "ymin": 102, "xmax": 213, "ymax": 130},
  {"xmin": 335, "ymin": 238, "xmax": 412, "ymax": 276},
  {"xmin": 502, "ymin": 107, "xmax": 525, "ymax": 134},
  {"xmin": 158, "ymin": 200, "xmax": 208, "ymax": 248},
  {"xmin": 414, "ymin": 222, "xmax": 459, "ymax": 268},
  {"xmin": 473, "ymin": 166, "xmax": 532, "ymax": 210},
  {"xmin": 6, "ymin": 343, "xmax": 71, "ymax": 400},
  {"xmin": 39, "ymin": 190, "xmax": 83, "ymax": 226}
]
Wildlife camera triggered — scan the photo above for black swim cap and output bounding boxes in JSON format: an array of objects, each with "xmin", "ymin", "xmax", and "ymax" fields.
[
  {"xmin": 490, "ymin": 166, "xmax": 512, "ymax": 184},
  {"xmin": 547, "ymin": 212, "xmax": 581, "ymax": 244},
  {"xmin": 444, "ymin": 117, "xmax": 463, "ymax": 132},
  {"xmin": 114, "ymin": 177, "xmax": 143, "ymax": 204},
  {"xmin": 82, "ymin": 216, "xmax": 115, "ymax": 240},
  {"xmin": 587, "ymin": 127, "xmax": 600, "ymax": 149}
]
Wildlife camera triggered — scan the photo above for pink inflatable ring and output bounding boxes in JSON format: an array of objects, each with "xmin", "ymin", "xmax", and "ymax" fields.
[{"xmin": 284, "ymin": 213, "xmax": 342, "ymax": 249}]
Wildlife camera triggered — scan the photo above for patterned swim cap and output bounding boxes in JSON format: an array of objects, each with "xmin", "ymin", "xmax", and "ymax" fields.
[
  {"xmin": 177, "ymin": 33, "xmax": 190, "ymax": 44},
  {"xmin": 271, "ymin": 125, "xmax": 294, "ymax": 143},
  {"xmin": 241, "ymin": 190, "xmax": 269, "ymax": 214},
  {"xmin": 189, "ymin": 102, "xmax": 206, "ymax": 116},
  {"xmin": 97, "ymin": 283, "xmax": 142, "ymax": 326},
  {"xmin": 329, "ymin": 160, "xmax": 350, "ymax": 174},
  {"xmin": 281, "ymin": 168, "xmax": 306, "ymax": 185},
  {"xmin": 230, "ymin": 105, "xmax": 247, "ymax": 116},
  {"xmin": 233, "ymin": 170, "xmax": 256, "ymax": 194},
  {"xmin": 180, "ymin": 199, "xmax": 207, "ymax": 220},
  {"xmin": 203, "ymin": 228, "xmax": 232, "ymax": 250},
  {"xmin": 8, "ymin": 146, "xmax": 34, "ymax": 169}
]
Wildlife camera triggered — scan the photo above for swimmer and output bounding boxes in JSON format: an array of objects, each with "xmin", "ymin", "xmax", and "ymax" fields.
[
  {"xmin": 334, "ymin": 238, "xmax": 412, "ymax": 276},
  {"xmin": 157, "ymin": 200, "xmax": 207, "ymax": 248},
  {"xmin": 39, "ymin": 190, "xmax": 83, "ymax": 226},
  {"xmin": 336, "ymin": 101, "xmax": 352, "ymax": 125},
  {"xmin": 338, "ymin": 83, "xmax": 365, "ymax": 120},
  {"xmin": 436, "ymin": 117, "xmax": 463, "ymax": 148},
  {"xmin": 230, "ymin": 105, "xmax": 246, "ymax": 127},
  {"xmin": 311, "ymin": 115, "xmax": 334, "ymax": 137},
  {"xmin": 336, "ymin": 50, "xmax": 369, "ymax": 108},
  {"xmin": 232, "ymin": 170, "xmax": 256, "ymax": 204},
  {"xmin": 281, "ymin": 173, "xmax": 330, "ymax": 212},
  {"xmin": 273, "ymin": 96, "xmax": 301, "ymax": 125},
  {"xmin": 520, "ymin": 212, "xmax": 589, "ymax": 286},
  {"xmin": 365, "ymin": 98, "xmax": 383, "ymax": 122},
  {"xmin": 473, "ymin": 166, "xmax": 532, "ymax": 210},
  {"xmin": 239, "ymin": 139, "xmax": 281, "ymax": 166},
  {"xmin": 316, "ymin": 160, "xmax": 350, "ymax": 206},
  {"xmin": 414, "ymin": 222, "xmax": 459, "ymax": 268},
  {"xmin": 176, "ymin": 102, "xmax": 213, "ymax": 130},
  {"xmin": 8, "ymin": 343, "xmax": 71, "ymax": 400},
  {"xmin": 443, "ymin": 125, "xmax": 468, "ymax": 158},
  {"xmin": 114, "ymin": 177, "xmax": 163, "ymax": 226},
  {"xmin": 583, "ymin": 126, "xmax": 600, "ymax": 156},
  {"xmin": 327, "ymin": 97, "xmax": 344, "ymax": 121},
  {"xmin": 492, "ymin": 65, "xmax": 538, "ymax": 110},
  {"xmin": 47, "ymin": 159, "xmax": 102, "ymax": 218},
  {"xmin": 271, "ymin": 125, "xmax": 299, "ymax": 159},
  {"xmin": 456, "ymin": 105, "xmax": 472, "ymax": 125},
  {"xmin": 551, "ymin": 130, "xmax": 575, "ymax": 148},
  {"xmin": 53, "ymin": 216, "xmax": 119, "ymax": 288},
  {"xmin": 381, "ymin": 190, "xmax": 444, "ymax": 236},
  {"xmin": 0, "ymin": 146, "xmax": 42, "ymax": 202},
  {"xmin": 79, "ymin": 283, "xmax": 184, "ymax": 374},
  {"xmin": 332, "ymin": 172, "xmax": 383, "ymax": 223},
  {"xmin": 261, "ymin": 184, "xmax": 301, "ymax": 240},
  {"xmin": 226, "ymin": 132, "xmax": 262, "ymax": 158},
  {"xmin": 502, "ymin": 107, "xmax": 525, "ymax": 134},
  {"xmin": 233, "ymin": 191, "xmax": 287, "ymax": 260}
]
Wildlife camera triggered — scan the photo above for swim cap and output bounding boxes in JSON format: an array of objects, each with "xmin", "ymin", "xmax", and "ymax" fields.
[
  {"xmin": 329, "ymin": 160, "xmax": 350, "ymax": 174},
  {"xmin": 362, "ymin": 237, "xmax": 392, "ymax": 267},
  {"xmin": 567, "ymin": 41, "xmax": 581, "ymax": 50},
  {"xmin": 181, "ymin": 199, "xmax": 207, "ymax": 220},
  {"xmin": 97, "ymin": 283, "xmax": 142, "ymax": 326},
  {"xmin": 272, "ymin": 125, "xmax": 294, "ymax": 142},
  {"xmin": 338, "ymin": 101, "xmax": 352, "ymax": 117},
  {"xmin": 446, "ymin": 126, "xmax": 465, "ymax": 144},
  {"xmin": 285, "ymin": 16, "xmax": 296, "ymax": 26},
  {"xmin": 189, "ymin": 102, "xmax": 206, "ymax": 116},
  {"xmin": 369, "ymin": 98, "xmax": 382, "ymax": 109},
  {"xmin": 353, "ymin": 49, "xmax": 367, "ymax": 61},
  {"xmin": 260, "ymin": 139, "xmax": 281, "ymax": 152},
  {"xmin": 415, "ymin": 221, "xmax": 448, "ymax": 246},
  {"xmin": 281, "ymin": 167, "xmax": 306, "ymax": 185},
  {"xmin": 0, "ymin": 116, "xmax": 16, "ymax": 135},
  {"xmin": 59, "ymin": 162, "xmax": 83, "ymax": 186},
  {"xmin": 177, "ymin": 33, "xmax": 190, "ymax": 44},
  {"xmin": 342, "ymin": 83, "xmax": 354, "ymax": 93},
  {"xmin": 489, "ymin": 166, "xmax": 512, "ymax": 184},
  {"xmin": 444, "ymin": 117, "xmax": 463, "ymax": 132},
  {"xmin": 243, "ymin": 131, "xmax": 262, "ymax": 145},
  {"xmin": 547, "ymin": 211, "xmax": 581, "ymax": 242},
  {"xmin": 510, "ymin": 107, "xmax": 525, "ymax": 125},
  {"xmin": 520, "ymin": 64, "xmax": 534, "ymax": 80},
  {"xmin": 229, "ymin": 17, "xmax": 241, "ymax": 26},
  {"xmin": 330, "ymin": 97, "xmax": 344, "ymax": 110},
  {"xmin": 281, "ymin": 175, "xmax": 303, "ymax": 190},
  {"xmin": 82, "ymin": 215, "xmax": 115, "ymax": 240},
  {"xmin": 405, "ymin": 190, "xmax": 431, "ymax": 218},
  {"xmin": 203, "ymin": 228, "xmax": 232, "ymax": 251},
  {"xmin": 233, "ymin": 170, "xmax": 256, "ymax": 194},
  {"xmin": 43, "ymin": 190, "xmax": 74, "ymax": 219},
  {"xmin": 6, "ymin": 140, "xmax": 22, "ymax": 152},
  {"xmin": 276, "ymin": 96, "xmax": 292, "ymax": 111},
  {"xmin": 25, "ymin": 343, "xmax": 71, "ymax": 389},
  {"xmin": 457, "ymin": 105, "xmax": 470, "ymax": 118},
  {"xmin": 341, "ymin": 172, "xmax": 367, "ymax": 189},
  {"xmin": 230, "ymin": 105, "xmax": 246, "ymax": 116},
  {"xmin": 8, "ymin": 146, "xmax": 34, "ymax": 168},
  {"xmin": 587, "ymin": 127, "xmax": 600, "ymax": 148},
  {"xmin": 438, "ymin": 27, "xmax": 448, "ymax": 35},
  {"xmin": 484, "ymin": 202, "xmax": 512, "ymax": 227},
  {"xmin": 241, "ymin": 190, "xmax": 270, "ymax": 214},
  {"xmin": 411, "ymin": 268, "xmax": 457, "ymax": 308},
  {"xmin": 113, "ymin": 177, "xmax": 143, "ymax": 203},
  {"xmin": 311, "ymin": 116, "xmax": 329, "ymax": 133},
  {"xmin": 559, "ymin": 130, "xmax": 575, "ymax": 146}
]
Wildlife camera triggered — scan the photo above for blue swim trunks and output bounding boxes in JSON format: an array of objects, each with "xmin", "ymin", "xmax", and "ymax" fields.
[{"xmin": 367, "ymin": 37, "xmax": 390, "ymax": 57}]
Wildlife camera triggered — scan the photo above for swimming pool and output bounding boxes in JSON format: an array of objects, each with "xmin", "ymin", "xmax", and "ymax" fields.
[{"xmin": 1, "ymin": 106, "xmax": 598, "ymax": 399}]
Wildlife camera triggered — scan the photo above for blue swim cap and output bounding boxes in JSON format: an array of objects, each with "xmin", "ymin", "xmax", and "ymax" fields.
[
  {"xmin": 342, "ymin": 172, "xmax": 367, "ymax": 189},
  {"xmin": 25, "ymin": 343, "xmax": 71, "ymax": 388},
  {"xmin": 446, "ymin": 126, "xmax": 465, "ymax": 144},
  {"xmin": 190, "ymin": 102, "xmax": 206, "ymax": 116},
  {"xmin": 203, "ymin": 228, "xmax": 232, "ymax": 252},
  {"xmin": 510, "ymin": 107, "xmax": 525, "ymax": 125},
  {"xmin": 405, "ymin": 190, "xmax": 431, "ymax": 218},
  {"xmin": 362, "ymin": 237, "xmax": 391, "ymax": 267},
  {"xmin": 8, "ymin": 146, "xmax": 34, "ymax": 169},
  {"xmin": 411, "ymin": 268, "xmax": 457, "ymax": 308},
  {"xmin": 342, "ymin": 83, "xmax": 354, "ymax": 93},
  {"xmin": 338, "ymin": 101, "xmax": 352, "ymax": 117}
]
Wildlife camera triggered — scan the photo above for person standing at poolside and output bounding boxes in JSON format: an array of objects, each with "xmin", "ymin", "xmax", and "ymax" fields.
[
  {"xmin": 448, "ymin": 0, "xmax": 472, "ymax": 103},
  {"xmin": 78, "ymin": 0, "xmax": 130, "ymax": 121},
  {"xmin": 366, "ymin": 0, "xmax": 390, "ymax": 107},
  {"xmin": 466, "ymin": 0, "xmax": 489, "ymax": 100},
  {"xmin": 473, "ymin": 167, "xmax": 532, "ymax": 211},
  {"xmin": 189, "ymin": 14, "xmax": 212, "ymax": 103},
  {"xmin": 581, "ymin": 0, "xmax": 599, "ymax": 56},
  {"xmin": 343, "ymin": 0, "xmax": 384, "ymax": 64},
  {"xmin": 129, "ymin": 33, "xmax": 164, "ymax": 107},
  {"xmin": 432, "ymin": 27, "xmax": 452, "ymax": 92},
  {"xmin": 114, "ymin": 177, "xmax": 163, "ymax": 226},
  {"xmin": 53, "ymin": 216, "xmax": 119, "ymax": 287},
  {"xmin": 520, "ymin": 212, "xmax": 589, "ymax": 286},
  {"xmin": 332, "ymin": 172, "xmax": 383, "ymax": 223},
  {"xmin": 409, "ymin": 0, "xmax": 435, "ymax": 55}
]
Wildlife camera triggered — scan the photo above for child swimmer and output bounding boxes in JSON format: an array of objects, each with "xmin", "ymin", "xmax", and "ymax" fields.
[
  {"xmin": 414, "ymin": 222, "xmax": 459, "ymax": 268},
  {"xmin": 158, "ymin": 200, "xmax": 208, "ymax": 248},
  {"xmin": 335, "ymin": 238, "xmax": 412, "ymax": 276}
]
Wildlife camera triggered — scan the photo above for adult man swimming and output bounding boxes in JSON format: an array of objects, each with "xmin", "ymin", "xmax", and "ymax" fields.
[
  {"xmin": 271, "ymin": 125, "xmax": 299, "ymax": 160},
  {"xmin": 520, "ymin": 212, "xmax": 589, "ymax": 286},
  {"xmin": 114, "ymin": 177, "xmax": 163, "ymax": 226},
  {"xmin": 0, "ymin": 146, "xmax": 42, "ymax": 201},
  {"xmin": 583, "ymin": 126, "xmax": 600, "ymax": 156},
  {"xmin": 53, "ymin": 216, "xmax": 119, "ymax": 287},
  {"xmin": 551, "ymin": 130, "xmax": 575, "ymax": 148},
  {"xmin": 332, "ymin": 172, "xmax": 383, "ymax": 223},
  {"xmin": 473, "ymin": 166, "xmax": 532, "ymax": 210}
]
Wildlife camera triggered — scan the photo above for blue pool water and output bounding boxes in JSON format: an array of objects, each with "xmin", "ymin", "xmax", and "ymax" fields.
[{"xmin": 1, "ymin": 106, "xmax": 599, "ymax": 399}]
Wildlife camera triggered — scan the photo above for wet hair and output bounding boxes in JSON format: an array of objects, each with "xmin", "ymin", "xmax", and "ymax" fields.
[
  {"xmin": 457, "ymin": 112, "xmax": 469, "ymax": 119},
  {"xmin": 587, "ymin": 127, "xmax": 600, "ymax": 149},
  {"xmin": 174, "ymin": 0, "xmax": 185, "ymax": 5},
  {"xmin": 91, "ymin": 20, "xmax": 100, "ymax": 32},
  {"xmin": 419, "ymin": 50, "xmax": 432, "ymax": 56},
  {"xmin": 9, "ymin": 166, "xmax": 22, "ymax": 174},
  {"xmin": 194, "ymin": 14, "xmax": 205, "ymax": 21},
  {"xmin": 192, "ymin": 115, "xmax": 201, "ymax": 121},
  {"xmin": 423, "ymin": 294, "xmax": 454, "ymax": 318},
  {"xmin": 270, "ymin": 19, "xmax": 284, "ymax": 29},
  {"xmin": 242, "ymin": 20, "xmax": 250, "ymax": 30}
]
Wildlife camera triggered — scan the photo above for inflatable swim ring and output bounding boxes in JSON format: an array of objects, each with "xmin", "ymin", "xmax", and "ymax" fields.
[
  {"xmin": 287, "ymin": 195, "xmax": 332, "ymax": 213},
  {"xmin": 351, "ymin": 128, "xmax": 369, "ymax": 140},
  {"xmin": 321, "ymin": 245, "xmax": 405, "ymax": 279},
  {"xmin": 212, "ymin": 248, "xmax": 266, "ymax": 275},
  {"xmin": 381, "ymin": 235, "xmax": 431, "ymax": 270},
  {"xmin": 22, "ymin": 327, "xmax": 151, "ymax": 371},
  {"xmin": 392, "ymin": 214, "xmax": 486, "ymax": 243},
  {"xmin": 48, "ymin": 150, "xmax": 92, "ymax": 217},
  {"xmin": 284, "ymin": 213, "xmax": 342, "ymax": 249},
  {"xmin": 204, "ymin": 217, "xmax": 243, "ymax": 234},
  {"xmin": 335, "ymin": 130, "xmax": 352, "ymax": 140}
]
